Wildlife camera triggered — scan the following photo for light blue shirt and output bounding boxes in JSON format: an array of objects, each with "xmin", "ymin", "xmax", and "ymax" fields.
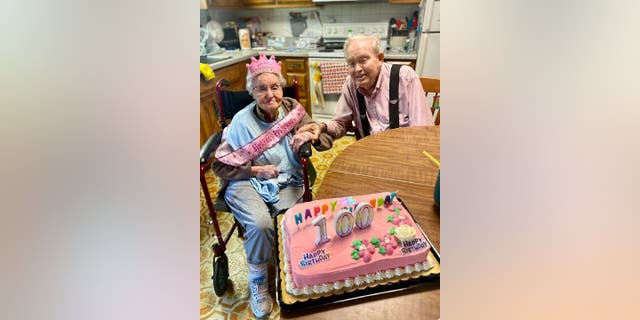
[{"xmin": 224, "ymin": 102, "xmax": 304, "ymax": 203}]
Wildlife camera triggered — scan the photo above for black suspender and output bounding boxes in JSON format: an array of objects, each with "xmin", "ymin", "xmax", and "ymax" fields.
[
  {"xmin": 355, "ymin": 91, "xmax": 369, "ymax": 140},
  {"xmin": 355, "ymin": 64, "xmax": 402, "ymax": 139},
  {"xmin": 388, "ymin": 64, "xmax": 402, "ymax": 129}
]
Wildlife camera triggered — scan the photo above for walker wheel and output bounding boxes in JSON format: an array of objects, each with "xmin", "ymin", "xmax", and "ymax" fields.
[{"xmin": 212, "ymin": 244, "xmax": 229, "ymax": 296}]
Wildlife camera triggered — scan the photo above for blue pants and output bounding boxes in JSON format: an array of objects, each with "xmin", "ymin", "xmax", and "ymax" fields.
[{"xmin": 224, "ymin": 180, "xmax": 304, "ymax": 265}]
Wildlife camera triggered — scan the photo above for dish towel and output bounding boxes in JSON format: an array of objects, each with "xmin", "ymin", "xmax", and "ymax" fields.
[
  {"xmin": 200, "ymin": 63, "xmax": 215, "ymax": 81},
  {"xmin": 318, "ymin": 61, "xmax": 349, "ymax": 94}
]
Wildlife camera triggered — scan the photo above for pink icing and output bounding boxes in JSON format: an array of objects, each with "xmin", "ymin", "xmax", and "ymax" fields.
[{"xmin": 282, "ymin": 192, "xmax": 430, "ymax": 289}]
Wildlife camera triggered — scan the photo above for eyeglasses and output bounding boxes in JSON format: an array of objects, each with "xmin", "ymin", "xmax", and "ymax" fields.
[{"xmin": 254, "ymin": 84, "xmax": 282, "ymax": 94}]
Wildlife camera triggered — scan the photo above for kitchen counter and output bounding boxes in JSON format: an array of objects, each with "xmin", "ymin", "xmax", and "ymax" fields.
[{"xmin": 205, "ymin": 48, "xmax": 418, "ymax": 70}]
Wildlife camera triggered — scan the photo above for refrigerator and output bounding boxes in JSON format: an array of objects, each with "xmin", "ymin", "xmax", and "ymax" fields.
[{"xmin": 415, "ymin": 0, "xmax": 440, "ymax": 78}]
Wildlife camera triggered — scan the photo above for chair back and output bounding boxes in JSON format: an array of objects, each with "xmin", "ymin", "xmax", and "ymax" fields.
[
  {"xmin": 215, "ymin": 76, "xmax": 300, "ymax": 129},
  {"xmin": 211, "ymin": 75, "xmax": 313, "ymax": 201},
  {"xmin": 420, "ymin": 77, "xmax": 440, "ymax": 125}
]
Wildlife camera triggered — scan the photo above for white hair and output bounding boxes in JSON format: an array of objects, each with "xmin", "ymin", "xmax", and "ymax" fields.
[
  {"xmin": 246, "ymin": 71, "xmax": 287, "ymax": 94},
  {"xmin": 343, "ymin": 34, "xmax": 382, "ymax": 58}
]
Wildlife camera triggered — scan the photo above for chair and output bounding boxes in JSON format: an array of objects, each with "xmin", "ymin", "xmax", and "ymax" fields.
[
  {"xmin": 420, "ymin": 77, "xmax": 440, "ymax": 125},
  {"xmin": 199, "ymin": 75, "xmax": 314, "ymax": 296}
]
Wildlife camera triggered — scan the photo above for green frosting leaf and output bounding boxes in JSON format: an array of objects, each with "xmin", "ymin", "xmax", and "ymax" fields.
[
  {"xmin": 387, "ymin": 215, "xmax": 393, "ymax": 222},
  {"xmin": 351, "ymin": 250, "xmax": 360, "ymax": 260},
  {"xmin": 390, "ymin": 227, "xmax": 396, "ymax": 235},
  {"xmin": 379, "ymin": 247, "xmax": 387, "ymax": 254},
  {"xmin": 352, "ymin": 239, "xmax": 362, "ymax": 247},
  {"xmin": 370, "ymin": 237, "xmax": 380, "ymax": 247}
]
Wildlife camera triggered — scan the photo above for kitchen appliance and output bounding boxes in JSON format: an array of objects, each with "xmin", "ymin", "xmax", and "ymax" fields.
[
  {"xmin": 308, "ymin": 22, "xmax": 388, "ymax": 121},
  {"xmin": 289, "ymin": 12, "xmax": 308, "ymax": 38},
  {"xmin": 201, "ymin": 20, "xmax": 224, "ymax": 56},
  {"xmin": 321, "ymin": 22, "xmax": 388, "ymax": 52},
  {"xmin": 415, "ymin": 0, "xmax": 440, "ymax": 78},
  {"xmin": 218, "ymin": 26, "xmax": 240, "ymax": 50}
]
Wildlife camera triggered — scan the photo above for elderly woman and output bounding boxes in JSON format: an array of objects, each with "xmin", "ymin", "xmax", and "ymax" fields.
[{"xmin": 212, "ymin": 52, "xmax": 332, "ymax": 317}]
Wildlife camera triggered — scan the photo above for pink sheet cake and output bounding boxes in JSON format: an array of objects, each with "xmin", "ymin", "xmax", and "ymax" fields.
[{"xmin": 280, "ymin": 192, "xmax": 434, "ymax": 296}]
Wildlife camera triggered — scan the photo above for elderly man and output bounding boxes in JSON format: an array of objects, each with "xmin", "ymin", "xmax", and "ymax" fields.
[{"xmin": 299, "ymin": 34, "xmax": 434, "ymax": 141}]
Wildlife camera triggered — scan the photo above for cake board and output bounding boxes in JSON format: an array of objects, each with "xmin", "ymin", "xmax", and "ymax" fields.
[{"xmin": 273, "ymin": 197, "xmax": 440, "ymax": 312}]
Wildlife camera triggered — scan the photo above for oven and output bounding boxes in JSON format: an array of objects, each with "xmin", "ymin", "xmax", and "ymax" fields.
[{"xmin": 308, "ymin": 23, "xmax": 388, "ymax": 122}]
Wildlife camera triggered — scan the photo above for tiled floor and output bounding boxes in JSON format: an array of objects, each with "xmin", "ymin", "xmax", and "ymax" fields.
[{"xmin": 200, "ymin": 136, "xmax": 355, "ymax": 319}]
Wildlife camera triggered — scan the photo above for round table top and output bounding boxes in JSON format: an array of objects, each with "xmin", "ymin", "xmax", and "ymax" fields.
[
  {"xmin": 285, "ymin": 126, "xmax": 441, "ymax": 319},
  {"xmin": 316, "ymin": 126, "xmax": 440, "ymax": 251}
]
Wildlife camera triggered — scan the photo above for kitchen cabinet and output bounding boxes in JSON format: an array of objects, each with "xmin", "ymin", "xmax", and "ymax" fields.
[
  {"xmin": 275, "ymin": 0, "xmax": 314, "ymax": 5},
  {"xmin": 280, "ymin": 57, "xmax": 311, "ymax": 116},
  {"xmin": 239, "ymin": 0, "xmax": 314, "ymax": 8},
  {"xmin": 242, "ymin": 0, "xmax": 275, "ymax": 5},
  {"xmin": 389, "ymin": 0, "xmax": 420, "ymax": 4},
  {"xmin": 206, "ymin": 0, "xmax": 242, "ymax": 8},
  {"xmin": 200, "ymin": 61, "xmax": 248, "ymax": 147}
]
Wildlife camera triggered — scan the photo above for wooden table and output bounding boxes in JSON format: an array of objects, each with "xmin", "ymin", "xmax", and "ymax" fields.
[{"xmin": 281, "ymin": 126, "xmax": 441, "ymax": 319}]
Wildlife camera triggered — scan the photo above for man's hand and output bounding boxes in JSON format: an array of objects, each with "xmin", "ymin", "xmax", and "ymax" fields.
[
  {"xmin": 295, "ymin": 123, "xmax": 322, "ymax": 143},
  {"xmin": 290, "ymin": 131, "xmax": 314, "ymax": 152},
  {"xmin": 251, "ymin": 165, "xmax": 279, "ymax": 179}
]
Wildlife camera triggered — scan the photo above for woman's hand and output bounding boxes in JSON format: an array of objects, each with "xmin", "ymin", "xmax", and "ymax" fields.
[
  {"xmin": 251, "ymin": 165, "xmax": 279, "ymax": 179},
  {"xmin": 295, "ymin": 123, "xmax": 322, "ymax": 143},
  {"xmin": 290, "ymin": 131, "xmax": 314, "ymax": 152}
]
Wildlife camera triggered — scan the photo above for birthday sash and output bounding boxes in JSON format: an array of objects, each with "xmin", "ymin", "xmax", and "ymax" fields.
[{"xmin": 215, "ymin": 104, "xmax": 306, "ymax": 166}]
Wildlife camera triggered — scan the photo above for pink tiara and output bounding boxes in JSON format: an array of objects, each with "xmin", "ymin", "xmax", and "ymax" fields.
[{"xmin": 246, "ymin": 52, "xmax": 282, "ymax": 77}]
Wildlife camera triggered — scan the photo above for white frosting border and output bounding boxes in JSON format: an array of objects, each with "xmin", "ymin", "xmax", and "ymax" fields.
[{"xmin": 280, "ymin": 217, "xmax": 435, "ymax": 297}]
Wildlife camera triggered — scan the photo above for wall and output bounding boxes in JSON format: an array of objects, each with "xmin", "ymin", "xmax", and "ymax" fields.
[{"xmin": 201, "ymin": 3, "xmax": 418, "ymax": 38}]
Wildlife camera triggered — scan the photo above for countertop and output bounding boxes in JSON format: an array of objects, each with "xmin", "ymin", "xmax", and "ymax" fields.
[{"xmin": 205, "ymin": 48, "xmax": 417, "ymax": 70}]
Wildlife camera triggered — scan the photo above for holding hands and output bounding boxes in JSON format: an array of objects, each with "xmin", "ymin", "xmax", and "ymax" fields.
[
  {"xmin": 290, "ymin": 130, "xmax": 315, "ymax": 152},
  {"xmin": 290, "ymin": 122, "xmax": 324, "ymax": 152}
]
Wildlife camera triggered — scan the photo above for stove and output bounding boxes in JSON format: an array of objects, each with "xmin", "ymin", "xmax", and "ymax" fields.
[{"xmin": 321, "ymin": 22, "xmax": 389, "ymax": 53}]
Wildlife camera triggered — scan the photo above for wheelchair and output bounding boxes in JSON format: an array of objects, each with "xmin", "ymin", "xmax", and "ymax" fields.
[{"xmin": 200, "ymin": 76, "xmax": 315, "ymax": 296}]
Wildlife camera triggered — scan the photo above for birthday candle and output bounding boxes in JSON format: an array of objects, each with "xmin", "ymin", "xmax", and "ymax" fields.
[
  {"xmin": 384, "ymin": 195, "xmax": 392, "ymax": 207},
  {"xmin": 294, "ymin": 212, "xmax": 303, "ymax": 226},
  {"xmin": 334, "ymin": 208, "xmax": 354, "ymax": 237},
  {"xmin": 354, "ymin": 202, "xmax": 374, "ymax": 229},
  {"xmin": 330, "ymin": 200, "xmax": 338, "ymax": 212},
  {"xmin": 312, "ymin": 214, "xmax": 330, "ymax": 246}
]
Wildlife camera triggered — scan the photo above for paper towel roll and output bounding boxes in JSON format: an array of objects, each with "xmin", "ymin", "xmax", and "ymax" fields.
[{"xmin": 239, "ymin": 28, "xmax": 251, "ymax": 50}]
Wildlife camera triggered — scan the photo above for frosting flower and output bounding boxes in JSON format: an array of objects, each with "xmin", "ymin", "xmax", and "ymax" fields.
[{"xmin": 394, "ymin": 225, "xmax": 417, "ymax": 242}]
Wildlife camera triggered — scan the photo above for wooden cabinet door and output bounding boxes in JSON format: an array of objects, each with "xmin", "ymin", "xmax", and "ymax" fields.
[
  {"xmin": 199, "ymin": 61, "xmax": 249, "ymax": 147},
  {"xmin": 200, "ymin": 94, "xmax": 218, "ymax": 147},
  {"xmin": 389, "ymin": 0, "xmax": 420, "ymax": 4},
  {"xmin": 284, "ymin": 72, "xmax": 310, "ymax": 115},
  {"xmin": 208, "ymin": 0, "xmax": 243, "ymax": 8},
  {"xmin": 243, "ymin": 0, "xmax": 275, "ymax": 6},
  {"xmin": 277, "ymin": 0, "xmax": 313, "ymax": 5},
  {"xmin": 281, "ymin": 57, "xmax": 311, "ymax": 116},
  {"xmin": 283, "ymin": 58, "xmax": 306, "ymax": 73}
]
